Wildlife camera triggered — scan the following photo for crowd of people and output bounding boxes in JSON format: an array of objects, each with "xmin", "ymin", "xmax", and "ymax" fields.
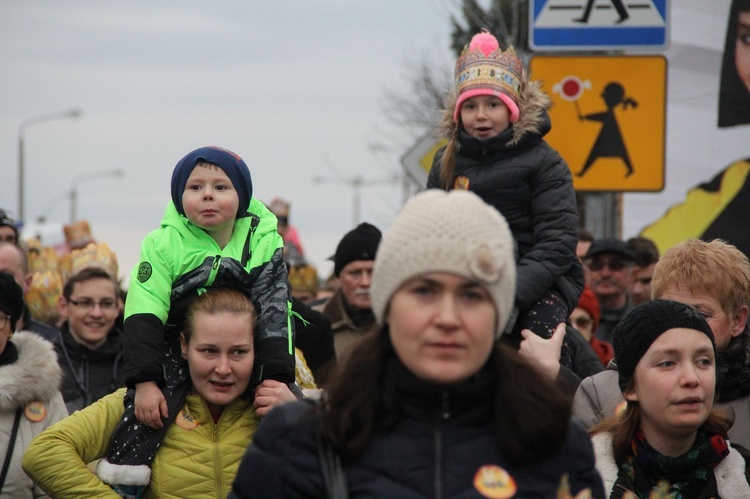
[{"xmin": 1, "ymin": 26, "xmax": 750, "ymax": 499}]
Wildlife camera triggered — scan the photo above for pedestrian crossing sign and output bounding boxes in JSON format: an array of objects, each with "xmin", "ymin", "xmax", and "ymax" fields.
[
  {"xmin": 529, "ymin": 55, "xmax": 666, "ymax": 192},
  {"xmin": 530, "ymin": 0, "xmax": 669, "ymax": 50}
]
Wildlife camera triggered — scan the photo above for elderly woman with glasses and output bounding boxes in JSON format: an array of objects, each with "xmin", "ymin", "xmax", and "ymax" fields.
[{"xmin": 0, "ymin": 272, "xmax": 67, "ymax": 497}]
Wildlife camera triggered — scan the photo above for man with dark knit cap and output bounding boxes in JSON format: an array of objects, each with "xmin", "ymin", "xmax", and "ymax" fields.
[{"xmin": 315, "ymin": 222, "xmax": 381, "ymax": 363}]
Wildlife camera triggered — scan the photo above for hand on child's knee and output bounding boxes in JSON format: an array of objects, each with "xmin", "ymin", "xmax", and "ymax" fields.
[
  {"xmin": 518, "ymin": 323, "xmax": 566, "ymax": 380},
  {"xmin": 135, "ymin": 381, "xmax": 169, "ymax": 429}
]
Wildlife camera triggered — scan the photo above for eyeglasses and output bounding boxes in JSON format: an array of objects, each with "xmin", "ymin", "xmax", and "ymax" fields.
[
  {"xmin": 68, "ymin": 298, "xmax": 118, "ymax": 310},
  {"xmin": 586, "ymin": 259, "xmax": 629, "ymax": 271},
  {"xmin": 0, "ymin": 314, "xmax": 10, "ymax": 330},
  {"xmin": 572, "ymin": 316, "xmax": 593, "ymax": 329}
]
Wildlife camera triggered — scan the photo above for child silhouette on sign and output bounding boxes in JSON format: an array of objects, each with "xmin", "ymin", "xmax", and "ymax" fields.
[{"xmin": 576, "ymin": 82, "xmax": 638, "ymax": 177}]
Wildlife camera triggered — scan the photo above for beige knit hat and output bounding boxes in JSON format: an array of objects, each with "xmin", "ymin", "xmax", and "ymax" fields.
[{"xmin": 371, "ymin": 190, "xmax": 516, "ymax": 337}]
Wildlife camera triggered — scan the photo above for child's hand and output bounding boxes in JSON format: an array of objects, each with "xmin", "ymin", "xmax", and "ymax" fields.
[
  {"xmin": 253, "ymin": 379, "xmax": 297, "ymax": 418},
  {"xmin": 135, "ymin": 381, "xmax": 168, "ymax": 429}
]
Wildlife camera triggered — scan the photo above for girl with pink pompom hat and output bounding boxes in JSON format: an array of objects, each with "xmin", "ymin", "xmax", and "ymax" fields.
[{"xmin": 427, "ymin": 30, "xmax": 585, "ymax": 372}]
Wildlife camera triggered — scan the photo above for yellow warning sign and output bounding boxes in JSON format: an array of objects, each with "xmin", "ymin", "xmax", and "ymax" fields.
[{"xmin": 529, "ymin": 55, "xmax": 666, "ymax": 192}]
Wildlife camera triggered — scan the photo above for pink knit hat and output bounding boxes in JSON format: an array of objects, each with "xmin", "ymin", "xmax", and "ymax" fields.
[{"xmin": 453, "ymin": 31, "xmax": 523, "ymax": 124}]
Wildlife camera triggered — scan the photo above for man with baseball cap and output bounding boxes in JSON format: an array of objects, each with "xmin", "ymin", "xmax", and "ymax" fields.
[
  {"xmin": 315, "ymin": 222, "xmax": 381, "ymax": 362},
  {"xmin": 583, "ymin": 237, "xmax": 637, "ymax": 344}
]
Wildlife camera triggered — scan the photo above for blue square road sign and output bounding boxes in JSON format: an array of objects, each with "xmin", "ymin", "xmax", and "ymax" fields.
[{"xmin": 530, "ymin": 0, "xmax": 669, "ymax": 51}]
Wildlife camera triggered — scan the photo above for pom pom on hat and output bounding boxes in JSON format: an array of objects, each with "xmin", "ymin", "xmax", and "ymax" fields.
[
  {"xmin": 171, "ymin": 146, "xmax": 253, "ymax": 219},
  {"xmin": 470, "ymin": 31, "xmax": 500, "ymax": 56},
  {"xmin": 453, "ymin": 30, "xmax": 523, "ymax": 124},
  {"xmin": 613, "ymin": 299, "xmax": 716, "ymax": 393},
  {"xmin": 371, "ymin": 190, "xmax": 516, "ymax": 338}
]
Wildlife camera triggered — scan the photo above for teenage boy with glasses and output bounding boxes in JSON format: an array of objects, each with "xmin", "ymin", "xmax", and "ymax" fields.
[
  {"xmin": 583, "ymin": 237, "xmax": 637, "ymax": 343},
  {"xmin": 56, "ymin": 266, "xmax": 125, "ymax": 413}
]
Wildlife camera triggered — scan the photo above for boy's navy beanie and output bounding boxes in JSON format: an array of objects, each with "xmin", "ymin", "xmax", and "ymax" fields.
[{"xmin": 170, "ymin": 146, "xmax": 253, "ymax": 218}]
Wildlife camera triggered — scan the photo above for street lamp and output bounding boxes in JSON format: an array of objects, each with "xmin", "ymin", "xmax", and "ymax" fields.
[
  {"xmin": 17, "ymin": 107, "xmax": 82, "ymax": 223},
  {"xmin": 313, "ymin": 174, "xmax": 398, "ymax": 227},
  {"xmin": 70, "ymin": 168, "xmax": 124, "ymax": 223}
]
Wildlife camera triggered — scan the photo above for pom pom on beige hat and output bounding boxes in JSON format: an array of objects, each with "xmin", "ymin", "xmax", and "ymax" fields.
[{"xmin": 371, "ymin": 190, "xmax": 516, "ymax": 337}]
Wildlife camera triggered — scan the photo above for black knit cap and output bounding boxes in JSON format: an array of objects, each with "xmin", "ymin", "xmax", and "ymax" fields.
[
  {"xmin": 0, "ymin": 272, "xmax": 24, "ymax": 332},
  {"xmin": 614, "ymin": 299, "xmax": 716, "ymax": 393},
  {"xmin": 333, "ymin": 223, "xmax": 382, "ymax": 277}
]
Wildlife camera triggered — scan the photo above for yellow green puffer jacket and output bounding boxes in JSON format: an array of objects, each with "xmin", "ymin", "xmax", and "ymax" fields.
[{"xmin": 22, "ymin": 388, "xmax": 256, "ymax": 498}]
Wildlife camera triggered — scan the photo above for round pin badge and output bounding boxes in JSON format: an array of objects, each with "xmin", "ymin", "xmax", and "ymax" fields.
[
  {"xmin": 24, "ymin": 401, "xmax": 47, "ymax": 422},
  {"xmin": 474, "ymin": 464, "xmax": 517, "ymax": 499},
  {"xmin": 174, "ymin": 409, "xmax": 200, "ymax": 430}
]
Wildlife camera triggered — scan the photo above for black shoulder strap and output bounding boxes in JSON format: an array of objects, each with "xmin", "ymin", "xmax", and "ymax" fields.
[{"xmin": 0, "ymin": 408, "xmax": 23, "ymax": 493}]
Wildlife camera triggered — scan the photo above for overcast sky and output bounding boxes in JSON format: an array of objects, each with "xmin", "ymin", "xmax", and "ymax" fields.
[{"xmin": 2, "ymin": 0, "xmax": 748, "ymax": 286}]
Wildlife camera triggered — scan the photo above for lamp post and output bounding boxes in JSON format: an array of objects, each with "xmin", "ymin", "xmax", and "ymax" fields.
[
  {"xmin": 313, "ymin": 174, "xmax": 398, "ymax": 227},
  {"xmin": 70, "ymin": 168, "xmax": 124, "ymax": 223},
  {"xmin": 17, "ymin": 107, "xmax": 82, "ymax": 223}
]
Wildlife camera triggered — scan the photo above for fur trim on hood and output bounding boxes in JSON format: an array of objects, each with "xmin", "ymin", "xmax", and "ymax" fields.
[
  {"xmin": 438, "ymin": 73, "xmax": 551, "ymax": 147},
  {"xmin": 0, "ymin": 331, "xmax": 62, "ymax": 410}
]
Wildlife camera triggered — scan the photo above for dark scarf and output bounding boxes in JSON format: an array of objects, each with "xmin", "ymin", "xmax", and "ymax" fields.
[
  {"xmin": 342, "ymin": 298, "xmax": 375, "ymax": 330},
  {"xmin": 0, "ymin": 340, "xmax": 19, "ymax": 366},
  {"xmin": 620, "ymin": 428, "xmax": 729, "ymax": 498},
  {"xmin": 717, "ymin": 330, "xmax": 750, "ymax": 403}
]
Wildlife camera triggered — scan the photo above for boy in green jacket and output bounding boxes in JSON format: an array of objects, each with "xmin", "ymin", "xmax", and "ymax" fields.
[{"xmin": 97, "ymin": 146, "xmax": 295, "ymax": 495}]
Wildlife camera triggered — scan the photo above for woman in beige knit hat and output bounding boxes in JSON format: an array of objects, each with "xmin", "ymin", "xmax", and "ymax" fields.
[{"xmin": 230, "ymin": 189, "xmax": 604, "ymax": 499}]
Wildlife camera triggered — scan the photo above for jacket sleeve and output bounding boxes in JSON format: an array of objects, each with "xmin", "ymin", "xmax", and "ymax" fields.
[
  {"xmin": 515, "ymin": 144, "xmax": 582, "ymax": 310},
  {"xmin": 572, "ymin": 370, "xmax": 624, "ymax": 430},
  {"xmin": 244, "ymin": 201, "xmax": 295, "ymax": 385},
  {"xmin": 229, "ymin": 402, "xmax": 324, "ymax": 498},
  {"xmin": 28, "ymin": 392, "xmax": 68, "ymax": 498},
  {"xmin": 563, "ymin": 422, "xmax": 607, "ymax": 499},
  {"xmin": 250, "ymin": 246, "xmax": 295, "ymax": 384},
  {"xmin": 22, "ymin": 389, "xmax": 127, "ymax": 499},
  {"xmin": 122, "ymin": 233, "xmax": 173, "ymax": 386}
]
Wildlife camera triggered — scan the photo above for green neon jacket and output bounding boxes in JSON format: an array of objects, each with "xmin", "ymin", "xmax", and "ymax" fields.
[
  {"xmin": 23, "ymin": 388, "xmax": 257, "ymax": 498},
  {"xmin": 123, "ymin": 199, "xmax": 294, "ymax": 386}
]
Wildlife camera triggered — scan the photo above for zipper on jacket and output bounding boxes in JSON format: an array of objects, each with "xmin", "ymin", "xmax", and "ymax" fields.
[
  {"xmin": 287, "ymin": 300, "xmax": 294, "ymax": 355},
  {"xmin": 434, "ymin": 391, "xmax": 450, "ymax": 499},
  {"xmin": 206, "ymin": 255, "xmax": 221, "ymax": 286},
  {"xmin": 211, "ymin": 403, "xmax": 223, "ymax": 498},
  {"xmin": 241, "ymin": 216, "xmax": 260, "ymax": 267}
]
